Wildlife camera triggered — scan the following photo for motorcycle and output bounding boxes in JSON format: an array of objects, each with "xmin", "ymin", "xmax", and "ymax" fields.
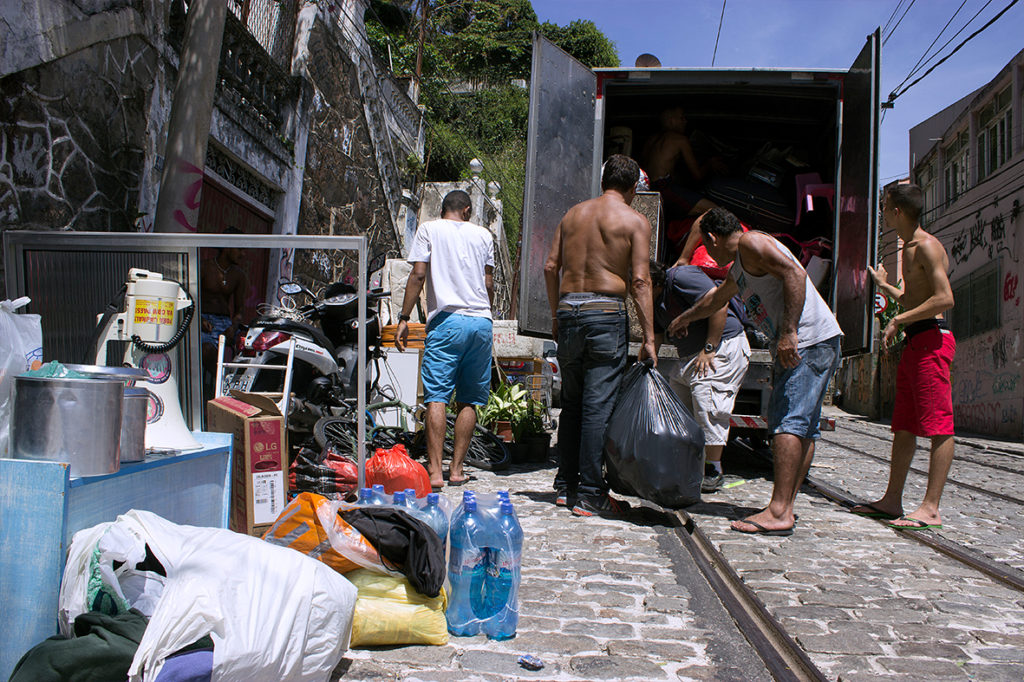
[{"xmin": 221, "ymin": 276, "xmax": 390, "ymax": 428}]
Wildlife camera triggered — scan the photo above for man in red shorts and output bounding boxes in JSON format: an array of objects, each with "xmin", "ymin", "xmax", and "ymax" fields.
[{"xmin": 851, "ymin": 183, "xmax": 955, "ymax": 530}]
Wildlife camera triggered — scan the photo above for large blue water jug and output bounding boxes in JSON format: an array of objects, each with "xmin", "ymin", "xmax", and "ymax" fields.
[
  {"xmin": 422, "ymin": 492, "xmax": 449, "ymax": 549},
  {"xmin": 481, "ymin": 500, "xmax": 522, "ymax": 640},
  {"xmin": 447, "ymin": 497, "xmax": 484, "ymax": 636}
]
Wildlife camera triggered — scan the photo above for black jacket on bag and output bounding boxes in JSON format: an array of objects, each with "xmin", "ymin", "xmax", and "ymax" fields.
[{"xmin": 339, "ymin": 507, "xmax": 446, "ymax": 597}]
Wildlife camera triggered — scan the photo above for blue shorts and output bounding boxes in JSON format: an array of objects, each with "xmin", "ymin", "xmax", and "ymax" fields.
[
  {"xmin": 422, "ymin": 312, "xmax": 493, "ymax": 405},
  {"xmin": 768, "ymin": 335, "xmax": 841, "ymax": 440}
]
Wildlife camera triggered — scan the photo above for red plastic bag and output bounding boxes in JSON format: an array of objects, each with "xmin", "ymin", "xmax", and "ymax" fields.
[{"xmin": 366, "ymin": 444, "xmax": 431, "ymax": 497}]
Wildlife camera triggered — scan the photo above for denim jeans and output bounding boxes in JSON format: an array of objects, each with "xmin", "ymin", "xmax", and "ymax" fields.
[
  {"xmin": 767, "ymin": 335, "xmax": 842, "ymax": 440},
  {"xmin": 555, "ymin": 309, "xmax": 629, "ymax": 501}
]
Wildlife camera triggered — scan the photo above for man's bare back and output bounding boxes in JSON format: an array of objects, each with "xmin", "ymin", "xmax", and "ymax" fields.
[{"xmin": 554, "ymin": 193, "xmax": 648, "ymax": 297}]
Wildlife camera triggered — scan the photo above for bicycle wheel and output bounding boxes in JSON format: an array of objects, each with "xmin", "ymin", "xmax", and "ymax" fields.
[
  {"xmin": 463, "ymin": 421, "xmax": 511, "ymax": 472},
  {"xmin": 314, "ymin": 416, "xmax": 362, "ymax": 454}
]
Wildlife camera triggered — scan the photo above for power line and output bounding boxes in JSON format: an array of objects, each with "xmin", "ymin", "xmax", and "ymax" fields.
[
  {"xmin": 882, "ymin": 0, "xmax": 917, "ymax": 46},
  {"xmin": 893, "ymin": 0, "xmax": 991, "ymax": 93},
  {"xmin": 893, "ymin": 0, "xmax": 968, "ymax": 86},
  {"xmin": 881, "ymin": 0, "xmax": 907, "ymax": 36},
  {"xmin": 889, "ymin": 0, "xmax": 1020, "ymax": 103},
  {"xmin": 711, "ymin": 0, "xmax": 727, "ymax": 67}
]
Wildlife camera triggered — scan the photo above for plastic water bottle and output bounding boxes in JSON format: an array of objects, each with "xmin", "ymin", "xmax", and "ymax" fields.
[
  {"xmin": 404, "ymin": 487, "xmax": 418, "ymax": 502},
  {"xmin": 356, "ymin": 487, "xmax": 375, "ymax": 505},
  {"xmin": 484, "ymin": 500, "xmax": 523, "ymax": 640},
  {"xmin": 392, "ymin": 490, "xmax": 407, "ymax": 506},
  {"xmin": 371, "ymin": 484, "xmax": 387, "ymax": 505},
  {"xmin": 422, "ymin": 492, "xmax": 450, "ymax": 549},
  {"xmin": 447, "ymin": 497, "xmax": 484, "ymax": 636}
]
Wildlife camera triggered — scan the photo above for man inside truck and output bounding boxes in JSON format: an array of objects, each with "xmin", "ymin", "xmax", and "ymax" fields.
[
  {"xmin": 668, "ymin": 207, "xmax": 842, "ymax": 536},
  {"xmin": 650, "ymin": 258, "xmax": 751, "ymax": 493},
  {"xmin": 851, "ymin": 183, "xmax": 956, "ymax": 531},
  {"xmin": 642, "ymin": 106, "xmax": 719, "ymax": 221},
  {"xmin": 544, "ymin": 154, "xmax": 657, "ymax": 518}
]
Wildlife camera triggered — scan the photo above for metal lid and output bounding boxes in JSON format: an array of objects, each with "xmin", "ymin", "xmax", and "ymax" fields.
[
  {"xmin": 62, "ymin": 364, "xmax": 150, "ymax": 381},
  {"xmin": 124, "ymin": 387, "xmax": 151, "ymax": 397}
]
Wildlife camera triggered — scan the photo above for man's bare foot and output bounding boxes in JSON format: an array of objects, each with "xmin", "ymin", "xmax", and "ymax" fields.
[
  {"xmin": 850, "ymin": 500, "xmax": 902, "ymax": 520},
  {"xmin": 447, "ymin": 469, "xmax": 471, "ymax": 486},
  {"xmin": 889, "ymin": 507, "xmax": 941, "ymax": 529},
  {"xmin": 730, "ymin": 507, "xmax": 794, "ymax": 534}
]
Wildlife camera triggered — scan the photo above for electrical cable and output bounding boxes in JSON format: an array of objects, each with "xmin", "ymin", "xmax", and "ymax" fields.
[
  {"xmin": 893, "ymin": 0, "xmax": 992, "ymax": 93},
  {"xmin": 889, "ymin": 0, "xmax": 1020, "ymax": 102},
  {"xmin": 711, "ymin": 0, "xmax": 727, "ymax": 67},
  {"xmin": 882, "ymin": 0, "xmax": 917, "ymax": 46},
  {"xmin": 891, "ymin": 0, "xmax": 970, "ymax": 92},
  {"xmin": 881, "ymin": 0, "xmax": 907, "ymax": 36}
]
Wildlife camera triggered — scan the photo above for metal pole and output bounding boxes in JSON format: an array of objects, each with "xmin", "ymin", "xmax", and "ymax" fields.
[
  {"xmin": 357, "ymin": 239, "xmax": 367, "ymax": 490},
  {"xmin": 153, "ymin": 0, "xmax": 228, "ymax": 233}
]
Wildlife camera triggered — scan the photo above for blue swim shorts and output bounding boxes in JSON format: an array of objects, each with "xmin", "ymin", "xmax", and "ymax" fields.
[
  {"xmin": 421, "ymin": 312, "xmax": 493, "ymax": 405},
  {"xmin": 767, "ymin": 335, "xmax": 841, "ymax": 440}
]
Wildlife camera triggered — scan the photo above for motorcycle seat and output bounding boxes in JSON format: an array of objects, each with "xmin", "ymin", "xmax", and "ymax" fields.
[{"xmin": 260, "ymin": 319, "xmax": 337, "ymax": 358}]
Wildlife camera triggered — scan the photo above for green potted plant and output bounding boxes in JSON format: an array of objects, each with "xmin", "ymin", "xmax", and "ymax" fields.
[
  {"xmin": 476, "ymin": 383, "xmax": 528, "ymax": 443},
  {"xmin": 512, "ymin": 397, "xmax": 551, "ymax": 462}
]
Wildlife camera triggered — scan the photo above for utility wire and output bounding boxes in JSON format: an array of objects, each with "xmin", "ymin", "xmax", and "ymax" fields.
[
  {"xmin": 894, "ymin": 0, "xmax": 969, "ymax": 89},
  {"xmin": 881, "ymin": 0, "xmax": 907, "ymax": 36},
  {"xmin": 893, "ymin": 0, "xmax": 992, "ymax": 93},
  {"xmin": 882, "ymin": 0, "xmax": 917, "ymax": 46},
  {"xmin": 711, "ymin": 0, "xmax": 727, "ymax": 67},
  {"xmin": 889, "ymin": 0, "xmax": 1020, "ymax": 102}
]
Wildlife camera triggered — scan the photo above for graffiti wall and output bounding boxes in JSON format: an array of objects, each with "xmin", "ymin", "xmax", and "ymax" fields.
[{"xmin": 950, "ymin": 327, "xmax": 1023, "ymax": 438}]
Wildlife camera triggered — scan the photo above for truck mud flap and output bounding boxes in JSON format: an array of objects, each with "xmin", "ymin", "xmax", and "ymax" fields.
[{"xmin": 730, "ymin": 415, "xmax": 835, "ymax": 431}]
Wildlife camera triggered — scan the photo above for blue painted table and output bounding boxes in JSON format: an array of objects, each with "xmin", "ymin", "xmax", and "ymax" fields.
[{"xmin": 0, "ymin": 432, "xmax": 232, "ymax": 679}]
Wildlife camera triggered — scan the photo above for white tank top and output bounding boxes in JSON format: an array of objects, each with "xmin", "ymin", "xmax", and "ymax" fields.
[{"xmin": 728, "ymin": 234, "xmax": 842, "ymax": 352}]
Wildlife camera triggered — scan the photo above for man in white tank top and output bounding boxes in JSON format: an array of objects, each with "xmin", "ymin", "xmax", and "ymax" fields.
[{"xmin": 668, "ymin": 208, "xmax": 842, "ymax": 536}]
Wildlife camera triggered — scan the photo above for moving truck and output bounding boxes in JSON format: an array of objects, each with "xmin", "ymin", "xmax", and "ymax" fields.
[{"xmin": 518, "ymin": 30, "xmax": 881, "ymax": 431}]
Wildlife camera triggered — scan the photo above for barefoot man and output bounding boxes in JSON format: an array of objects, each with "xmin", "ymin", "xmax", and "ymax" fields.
[
  {"xmin": 668, "ymin": 207, "xmax": 842, "ymax": 535},
  {"xmin": 544, "ymin": 154, "xmax": 657, "ymax": 517},
  {"xmin": 852, "ymin": 183, "xmax": 956, "ymax": 530}
]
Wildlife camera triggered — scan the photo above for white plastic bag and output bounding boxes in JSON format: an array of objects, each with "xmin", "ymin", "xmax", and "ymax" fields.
[
  {"xmin": 60, "ymin": 510, "xmax": 358, "ymax": 682},
  {"xmin": 0, "ymin": 297, "xmax": 42, "ymax": 457}
]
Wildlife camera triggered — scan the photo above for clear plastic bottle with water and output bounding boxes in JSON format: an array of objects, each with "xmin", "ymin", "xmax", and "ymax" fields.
[
  {"xmin": 483, "ymin": 500, "xmax": 523, "ymax": 640},
  {"xmin": 447, "ymin": 496, "xmax": 484, "ymax": 636},
  {"xmin": 371, "ymin": 484, "xmax": 387, "ymax": 505},
  {"xmin": 391, "ymin": 490, "xmax": 407, "ymax": 506},
  {"xmin": 356, "ymin": 487, "xmax": 375, "ymax": 505},
  {"xmin": 421, "ymin": 492, "xmax": 450, "ymax": 549}
]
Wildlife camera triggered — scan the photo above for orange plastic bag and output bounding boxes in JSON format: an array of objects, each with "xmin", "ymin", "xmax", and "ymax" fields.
[
  {"xmin": 262, "ymin": 492, "xmax": 368, "ymax": 574},
  {"xmin": 365, "ymin": 444, "xmax": 431, "ymax": 497}
]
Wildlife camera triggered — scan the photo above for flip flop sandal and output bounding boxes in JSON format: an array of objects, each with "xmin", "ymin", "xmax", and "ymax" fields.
[
  {"xmin": 889, "ymin": 516, "xmax": 942, "ymax": 530},
  {"xmin": 731, "ymin": 518, "xmax": 794, "ymax": 536},
  {"xmin": 851, "ymin": 503, "xmax": 901, "ymax": 520}
]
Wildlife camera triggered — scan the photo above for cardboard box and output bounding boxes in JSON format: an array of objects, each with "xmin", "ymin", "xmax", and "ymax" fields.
[{"xmin": 206, "ymin": 392, "xmax": 287, "ymax": 535}]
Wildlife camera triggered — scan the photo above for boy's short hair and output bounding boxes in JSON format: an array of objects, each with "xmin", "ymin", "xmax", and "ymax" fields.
[{"xmin": 601, "ymin": 154, "xmax": 640, "ymax": 192}]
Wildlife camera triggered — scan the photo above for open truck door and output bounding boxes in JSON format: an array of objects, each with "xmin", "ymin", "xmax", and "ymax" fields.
[
  {"xmin": 518, "ymin": 33, "xmax": 597, "ymax": 338},
  {"xmin": 834, "ymin": 29, "xmax": 881, "ymax": 354}
]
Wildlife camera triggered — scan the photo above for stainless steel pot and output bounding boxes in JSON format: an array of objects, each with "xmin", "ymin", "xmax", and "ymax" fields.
[
  {"xmin": 120, "ymin": 388, "xmax": 150, "ymax": 463},
  {"xmin": 11, "ymin": 376, "xmax": 124, "ymax": 477}
]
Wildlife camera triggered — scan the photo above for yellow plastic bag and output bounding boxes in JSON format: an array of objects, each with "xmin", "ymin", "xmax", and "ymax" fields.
[{"xmin": 348, "ymin": 569, "xmax": 449, "ymax": 647}]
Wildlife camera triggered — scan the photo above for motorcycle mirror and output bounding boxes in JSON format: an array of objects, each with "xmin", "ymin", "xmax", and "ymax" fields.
[
  {"xmin": 367, "ymin": 252, "xmax": 386, "ymax": 275},
  {"xmin": 279, "ymin": 282, "xmax": 304, "ymax": 295}
]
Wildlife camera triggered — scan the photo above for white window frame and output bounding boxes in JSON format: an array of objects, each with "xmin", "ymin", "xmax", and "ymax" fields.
[
  {"xmin": 943, "ymin": 129, "xmax": 970, "ymax": 205},
  {"xmin": 977, "ymin": 85, "xmax": 1012, "ymax": 181}
]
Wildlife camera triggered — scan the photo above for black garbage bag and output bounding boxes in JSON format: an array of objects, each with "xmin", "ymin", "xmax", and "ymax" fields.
[{"xmin": 603, "ymin": 361, "xmax": 705, "ymax": 508}]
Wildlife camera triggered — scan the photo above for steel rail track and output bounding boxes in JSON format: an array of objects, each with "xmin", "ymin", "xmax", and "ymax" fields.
[
  {"xmin": 672, "ymin": 510, "xmax": 828, "ymax": 682},
  {"xmin": 822, "ymin": 436, "xmax": 1024, "ymax": 506},
  {"xmin": 799, "ymin": 474, "xmax": 1024, "ymax": 593},
  {"xmin": 835, "ymin": 419, "xmax": 1024, "ymax": 473}
]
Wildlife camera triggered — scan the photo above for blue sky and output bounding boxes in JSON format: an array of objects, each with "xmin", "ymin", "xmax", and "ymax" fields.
[{"xmin": 531, "ymin": 0, "xmax": 1024, "ymax": 185}]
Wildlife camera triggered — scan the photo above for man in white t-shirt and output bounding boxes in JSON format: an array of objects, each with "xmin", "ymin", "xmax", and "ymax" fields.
[{"xmin": 396, "ymin": 190, "xmax": 495, "ymax": 489}]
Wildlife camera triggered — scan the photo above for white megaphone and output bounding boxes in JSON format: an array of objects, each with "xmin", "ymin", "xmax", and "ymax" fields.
[{"xmin": 94, "ymin": 268, "xmax": 202, "ymax": 452}]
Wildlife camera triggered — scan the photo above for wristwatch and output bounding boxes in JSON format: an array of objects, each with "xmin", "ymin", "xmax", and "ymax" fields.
[
  {"xmin": 398, "ymin": 313, "xmax": 411, "ymax": 322},
  {"xmin": 703, "ymin": 343, "xmax": 716, "ymax": 354}
]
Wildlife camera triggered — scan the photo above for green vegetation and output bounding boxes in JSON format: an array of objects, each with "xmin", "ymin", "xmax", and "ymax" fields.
[{"xmin": 365, "ymin": 0, "xmax": 619, "ymax": 258}]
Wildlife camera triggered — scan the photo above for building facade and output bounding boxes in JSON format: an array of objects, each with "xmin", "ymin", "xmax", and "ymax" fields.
[
  {"xmin": 908, "ymin": 49, "xmax": 1024, "ymax": 438},
  {"xmin": 0, "ymin": 0, "xmax": 425, "ymax": 302}
]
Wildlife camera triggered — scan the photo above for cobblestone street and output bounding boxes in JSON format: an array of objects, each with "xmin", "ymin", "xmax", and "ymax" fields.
[{"xmin": 334, "ymin": 408, "xmax": 1024, "ymax": 681}]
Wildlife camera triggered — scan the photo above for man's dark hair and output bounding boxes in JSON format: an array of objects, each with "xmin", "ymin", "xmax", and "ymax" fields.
[
  {"xmin": 649, "ymin": 260, "xmax": 667, "ymax": 289},
  {"xmin": 885, "ymin": 183, "xmax": 924, "ymax": 224},
  {"xmin": 699, "ymin": 207, "xmax": 743, "ymax": 237},
  {"xmin": 601, "ymin": 154, "xmax": 640, "ymax": 192},
  {"xmin": 441, "ymin": 190, "xmax": 472, "ymax": 217}
]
